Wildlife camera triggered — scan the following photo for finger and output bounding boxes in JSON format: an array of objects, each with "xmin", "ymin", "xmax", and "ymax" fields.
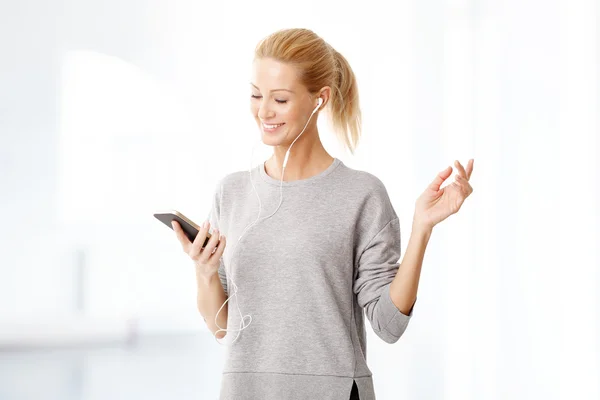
[
  {"xmin": 172, "ymin": 220, "xmax": 191, "ymax": 253},
  {"xmin": 208, "ymin": 233, "xmax": 226, "ymax": 263},
  {"xmin": 454, "ymin": 160, "xmax": 468, "ymax": 180},
  {"xmin": 454, "ymin": 175, "xmax": 467, "ymax": 196},
  {"xmin": 466, "ymin": 159, "xmax": 474, "ymax": 180},
  {"xmin": 456, "ymin": 174, "xmax": 473, "ymax": 195},
  {"xmin": 190, "ymin": 221, "xmax": 210, "ymax": 260},
  {"xmin": 428, "ymin": 166, "xmax": 453, "ymax": 192},
  {"xmin": 198, "ymin": 226, "xmax": 222, "ymax": 263}
]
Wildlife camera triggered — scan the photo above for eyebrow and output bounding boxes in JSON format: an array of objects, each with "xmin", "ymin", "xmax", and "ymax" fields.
[{"xmin": 250, "ymin": 82, "xmax": 295, "ymax": 93}]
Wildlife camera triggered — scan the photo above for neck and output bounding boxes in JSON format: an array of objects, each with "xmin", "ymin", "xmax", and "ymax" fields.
[{"xmin": 266, "ymin": 134, "xmax": 333, "ymax": 182}]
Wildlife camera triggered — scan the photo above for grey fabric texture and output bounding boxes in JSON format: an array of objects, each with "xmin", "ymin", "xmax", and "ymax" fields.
[{"xmin": 205, "ymin": 157, "xmax": 416, "ymax": 400}]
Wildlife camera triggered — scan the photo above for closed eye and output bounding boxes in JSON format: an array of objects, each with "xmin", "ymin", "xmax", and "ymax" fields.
[{"xmin": 251, "ymin": 95, "xmax": 287, "ymax": 104}]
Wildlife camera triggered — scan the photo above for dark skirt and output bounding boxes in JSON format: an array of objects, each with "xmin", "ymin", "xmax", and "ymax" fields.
[{"xmin": 349, "ymin": 380, "xmax": 360, "ymax": 400}]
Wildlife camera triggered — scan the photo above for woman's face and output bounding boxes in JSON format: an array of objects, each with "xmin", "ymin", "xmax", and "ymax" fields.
[{"xmin": 250, "ymin": 57, "xmax": 317, "ymax": 146}]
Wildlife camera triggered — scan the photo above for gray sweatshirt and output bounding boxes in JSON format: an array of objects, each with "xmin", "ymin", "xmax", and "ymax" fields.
[{"xmin": 205, "ymin": 157, "xmax": 416, "ymax": 400}]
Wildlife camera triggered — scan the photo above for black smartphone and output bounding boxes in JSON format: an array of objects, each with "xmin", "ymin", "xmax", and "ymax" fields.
[{"xmin": 153, "ymin": 209, "xmax": 215, "ymax": 248}]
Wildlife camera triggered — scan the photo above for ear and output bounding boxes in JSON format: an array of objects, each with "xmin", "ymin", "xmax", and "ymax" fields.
[{"xmin": 316, "ymin": 86, "xmax": 331, "ymax": 109}]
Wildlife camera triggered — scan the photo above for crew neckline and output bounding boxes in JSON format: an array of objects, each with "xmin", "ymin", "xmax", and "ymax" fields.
[{"xmin": 258, "ymin": 157, "xmax": 342, "ymax": 187}]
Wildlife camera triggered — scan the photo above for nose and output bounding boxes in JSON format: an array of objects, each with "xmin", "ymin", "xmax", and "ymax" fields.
[{"xmin": 257, "ymin": 103, "xmax": 274, "ymax": 121}]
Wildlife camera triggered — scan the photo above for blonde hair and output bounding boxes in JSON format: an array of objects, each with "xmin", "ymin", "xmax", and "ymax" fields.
[{"xmin": 254, "ymin": 28, "xmax": 362, "ymax": 155}]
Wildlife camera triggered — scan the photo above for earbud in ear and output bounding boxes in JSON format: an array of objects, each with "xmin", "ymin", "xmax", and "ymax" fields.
[{"xmin": 311, "ymin": 98, "xmax": 323, "ymax": 115}]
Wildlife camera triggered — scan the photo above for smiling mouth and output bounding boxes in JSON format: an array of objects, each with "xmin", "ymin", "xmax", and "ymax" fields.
[{"xmin": 262, "ymin": 122, "xmax": 285, "ymax": 132}]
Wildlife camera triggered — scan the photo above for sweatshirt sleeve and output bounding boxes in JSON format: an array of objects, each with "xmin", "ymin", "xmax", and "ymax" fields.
[
  {"xmin": 206, "ymin": 178, "xmax": 228, "ymax": 297},
  {"xmin": 353, "ymin": 216, "xmax": 416, "ymax": 344}
]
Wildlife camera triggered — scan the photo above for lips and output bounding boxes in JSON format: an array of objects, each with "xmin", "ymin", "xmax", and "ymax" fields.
[{"xmin": 262, "ymin": 122, "xmax": 285, "ymax": 132}]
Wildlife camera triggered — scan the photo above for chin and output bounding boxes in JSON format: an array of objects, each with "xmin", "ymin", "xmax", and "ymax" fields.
[
  {"xmin": 259, "ymin": 126, "xmax": 289, "ymax": 142},
  {"xmin": 261, "ymin": 133, "xmax": 286, "ymax": 147}
]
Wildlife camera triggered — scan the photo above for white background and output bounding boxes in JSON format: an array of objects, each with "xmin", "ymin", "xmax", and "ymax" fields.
[{"xmin": 0, "ymin": 0, "xmax": 598, "ymax": 399}]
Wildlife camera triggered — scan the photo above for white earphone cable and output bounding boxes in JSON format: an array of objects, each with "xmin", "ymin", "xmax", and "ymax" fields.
[{"xmin": 213, "ymin": 97, "xmax": 323, "ymax": 345}]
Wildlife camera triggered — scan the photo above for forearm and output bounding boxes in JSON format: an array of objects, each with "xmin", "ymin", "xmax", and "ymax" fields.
[
  {"xmin": 196, "ymin": 272, "xmax": 229, "ymax": 339},
  {"xmin": 389, "ymin": 221, "xmax": 432, "ymax": 315}
]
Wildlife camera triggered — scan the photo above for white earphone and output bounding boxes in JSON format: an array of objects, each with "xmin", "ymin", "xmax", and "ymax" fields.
[{"xmin": 212, "ymin": 96, "xmax": 323, "ymax": 345}]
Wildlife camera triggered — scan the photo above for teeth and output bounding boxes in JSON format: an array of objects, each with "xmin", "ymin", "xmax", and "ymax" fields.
[{"xmin": 263, "ymin": 123, "xmax": 284, "ymax": 129}]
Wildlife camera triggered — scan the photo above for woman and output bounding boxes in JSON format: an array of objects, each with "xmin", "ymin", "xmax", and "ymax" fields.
[{"xmin": 173, "ymin": 28, "xmax": 474, "ymax": 400}]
